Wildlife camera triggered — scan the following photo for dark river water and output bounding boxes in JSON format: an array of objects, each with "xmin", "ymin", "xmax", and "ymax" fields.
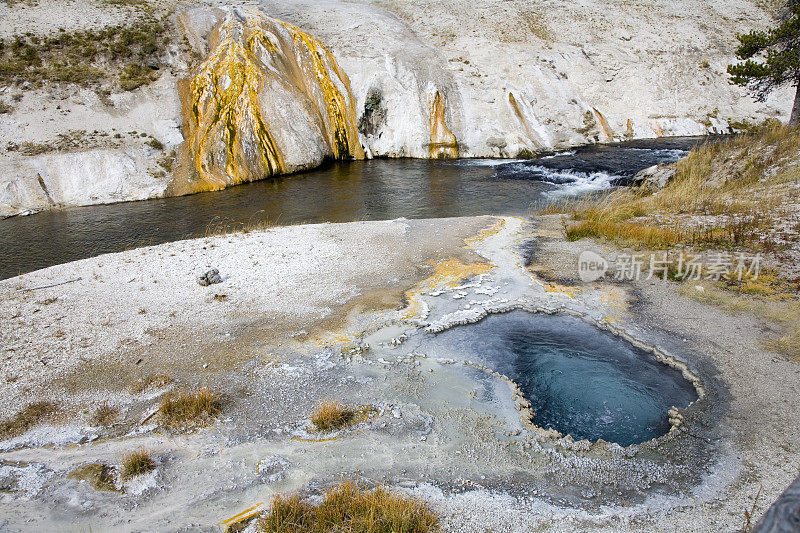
[{"xmin": 0, "ymin": 137, "xmax": 708, "ymax": 280}]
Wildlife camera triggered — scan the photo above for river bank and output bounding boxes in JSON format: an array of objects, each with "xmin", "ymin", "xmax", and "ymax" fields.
[{"xmin": 0, "ymin": 215, "xmax": 796, "ymax": 531}]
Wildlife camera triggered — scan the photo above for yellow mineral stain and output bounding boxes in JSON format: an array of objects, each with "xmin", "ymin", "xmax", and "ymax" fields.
[
  {"xmin": 508, "ymin": 92, "xmax": 542, "ymax": 149},
  {"xmin": 625, "ymin": 118, "xmax": 635, "ymax": 139},
  {"xmin": 422, "ymin": 258, "xmax": 494, "ymax": 291},
  {"xmin": 591, "ymin": 107, "xmax": 615, "ymax": 142},
  {"xmin": 543, "ymin": 282, "xmax": 580, "ymax": 298},
  {"xmin": 464, "ymin": 218, "xmax": 506, "ymax": 246},
  {"xmin": 599, "ymin": 286, "xmax": 627, "ymax": 321},
  {"xmin": 314, "ymin": 332, "xmax": 353, "ymax": 347},
  {"xmin": 650, "ymin": 122, "xmax": 665, "ymax": 137},
  {"xmin": 400, "ymin": 258, "xmax": 494, "ymax": 320},
  {"xmin": 276, "ymin": 20, "xmax": 364, "ymax": 161},
  {"xmin": 182, "ymin": 10, "xmax": 363, "ymax": 192},
  {"xmin": 399, "ymin": 295, "xmax": 426, "ymax": 321},
  {"xmin": 429, "ymin": 90, "xmax": 459, "ymax": 158},
  {"xmin": 220, "ymin": 502, "xmax": 264, "ymax": 527}
]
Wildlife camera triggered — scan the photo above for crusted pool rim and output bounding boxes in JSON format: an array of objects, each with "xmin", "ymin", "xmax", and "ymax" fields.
[{"xmin": 425, "ymin": 304, "xmax": 705, "ymax": 452}]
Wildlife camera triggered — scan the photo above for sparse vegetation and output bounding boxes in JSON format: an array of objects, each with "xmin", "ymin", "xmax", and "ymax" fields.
[
  {"xmin": 544, "ymin": 122, "xmax": 800, "ymax": 253},
  {"xmin": 158, "ymin": 387, "xmax": 221, "ymax": 427},
  {"xmin": 69, "ymin": 463, "xmax": 117, "ymax": 491},
  {"xmin": 257, "ymin": 480, "xmax": 439, "ymax": 533},
  {"xmin": 519, "ymin": 8, "xmax": 554, "ymax": 42},
  {"xmin": 120, "ymin": 449, "xmax": 155, "ymax": 480},
  {"xmin": 93, "ymin": 402, "xmax": 118, "ymax": 426},
  {"xmin": 147, "ymin": 138, "xmax": 164, "ymax": 150},
  {"xmin": 310, "ymin": 400, "xmax": 357, "ymax": 432},
  {"xmin": 157, "ymin": 149, "xmax": 176, "ymax": 172},
  {"xmin": 0, "ymin": 8, "xmax": 171, "ymax": 92},
  {"xmin": 0, "ymin": 401, "xmax": 57, "ymax": 440},
  {"xmin": 6, "ymin": 130, "xmax": 91, "ymax": 155},
  {"xmin": 0, "ymin": 101, "xmax": 13, "ymax": 114},
  {"xmin": 681, "ymin": 281, "xmax": 800, "ymax": 360}
]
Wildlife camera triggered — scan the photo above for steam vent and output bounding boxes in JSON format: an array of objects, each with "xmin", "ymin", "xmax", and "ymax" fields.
[{"xmin": 180, "ymin": 8, "xmax": 364, "ymax": 192}]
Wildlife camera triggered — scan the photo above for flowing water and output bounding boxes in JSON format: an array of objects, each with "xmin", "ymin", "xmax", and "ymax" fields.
[
  {"xmin": 417, "ymin": 310, "xmax": 698, "ymax": 446},
  {"xmin": 0, "ymin": 137, "xmax": 708, "ymax": 280}
]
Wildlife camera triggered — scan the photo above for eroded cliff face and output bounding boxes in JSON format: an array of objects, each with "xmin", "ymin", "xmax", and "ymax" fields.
[
  {"xmin": 0, "ymin": 0, "xmax": 792, "ymax": 215},
  {"xmin": 173, "ymin": 7, "xmax": 363, "ymax": 195}
]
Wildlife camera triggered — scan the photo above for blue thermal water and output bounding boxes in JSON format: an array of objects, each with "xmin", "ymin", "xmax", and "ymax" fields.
[{"xmin": 420, "ymin": 311, "xmax": 697, "ymax": 446}]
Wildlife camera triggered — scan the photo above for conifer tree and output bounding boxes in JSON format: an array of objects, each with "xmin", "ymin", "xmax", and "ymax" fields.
[{"xmin": 728, "ymin": 2, "xmax": 800, "ymax": 125}]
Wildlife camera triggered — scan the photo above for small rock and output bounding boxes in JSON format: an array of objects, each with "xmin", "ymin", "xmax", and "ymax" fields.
[
  {"xmin": 197, "ymin": 268, "xmax": 222, "ymax": 286},
  {"xmin": 257, "ymin": 455, "xmax": 290, "ymax": 483},
  {"xmin": 633, "ymin": 164, "xmax": 676, "ymax": 190}
]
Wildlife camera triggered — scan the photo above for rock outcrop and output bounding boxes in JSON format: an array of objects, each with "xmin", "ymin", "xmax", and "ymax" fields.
[
  {"xmin": 173, "ymin": 7, "xmax": 363, "ymax": 194},
  {"xmin": 0, "ymin": 0, "xmax": 793, "ymax": 215}
]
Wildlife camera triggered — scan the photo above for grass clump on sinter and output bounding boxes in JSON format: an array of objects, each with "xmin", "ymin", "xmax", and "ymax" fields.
[
  {"xmin": 0, "ymin": 9, "xmax": 171, "ymax": 92},
  {"xmin": 542, "ymin": 122, "xmax": 800, "ymax": 253},
  {"xmin": 93, "ymin": 402, "xmax": 118, "ymax": 426},
  {"xmin": 158, "ymin": 387, "xmax": 221, "ymax": 427},
  {"xmin": 257, "ymin": 480, "xmax": 439, "ymax": 533},
  {"xmin": 309, "ymin": 401, "xmax": 359, "ymax": 432},
  {"xmin": 0, "ymin": 401, "xmax": 57, "ymax": 440},
  {"xmin": 120, "ymin": 448, "xmax": 155, "ymax": 480},
  {"xmin": 69, "ymin": 462, "xmax": 118, "ymax": 491}
]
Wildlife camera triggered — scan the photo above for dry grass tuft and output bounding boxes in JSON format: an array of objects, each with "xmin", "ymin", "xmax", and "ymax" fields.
[
  {"xmin": 565, "ymin": 217, "xmax": 685, "ymax": 249},
  {"xmin": 158, "ymin": 387, "xmax": 221, "ymax": 427},
  {"xmin": 93, "ymin": 402, "xmax": 118, "ymax": 426},
  {"xmin": 257, "ymin": 480, "xmax": 439, "ymax": 533},
  {"xmin": 310, "ymin": 401, "xmax": 357, "ymax": 432},
  {"xmin": 121, "ymin": 448, "xmax": 155, "ymax": 480},
  {"xmin": 0, "ymin": 401, "xmax": 57, "ymax": 440},
  {"xmin": 69, "ymin": 462, "xmax": 117, "ymax": 491}
]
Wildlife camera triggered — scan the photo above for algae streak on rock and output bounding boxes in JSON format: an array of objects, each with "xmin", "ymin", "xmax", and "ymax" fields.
[
  {"xmin": 428, "ymin": 90, "xmax": 459, "ymax": 158},
  {"xmin": 174, "ymin": 8, "xmax": 364, "ymax": 195}
]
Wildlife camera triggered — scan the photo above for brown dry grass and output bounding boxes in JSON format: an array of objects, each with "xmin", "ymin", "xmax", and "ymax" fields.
[
  {"xmin": 542, "ymin": 123, "xmax": 800, "ymax": 252},
  {"xmin": 69, "ymin": 463, "xmax": 117, "ymax": 491},
  {"xmin": 158, "ymin": 387, "xmax": 221, "ymax": 427},
  {"xmin": 310, "ymin": 401, "xmax": 357, "ymax": 432},
  {"xmin": 93, "ymin": 402, "xmax": 118, "ymax": 426},
  {"xmin": 120, "ymin": 449, "xmax": 155, "ymax": 480},
  {"xmin": 257, "ymin": 480, "xmax": 439, "ymax": 533},
  {"xmin": 0, "ymin": 401, "xmax": 57, "ymax": 440}
]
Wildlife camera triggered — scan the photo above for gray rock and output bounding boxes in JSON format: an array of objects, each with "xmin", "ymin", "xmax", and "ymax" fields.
[
  {"xmin": 256, "ymin": 455, "xmax": 291, "ymax": 483},
  {"xmin": 755, "ymin": 473, "xmax": 800, "ymax": 533},
  {"xmin": 197, "ymin": 268, "xmax": 222, "ymax": 286},
  {"xmin": 633, "ymin": 164, "xmax": 676, "ymax": 190}
]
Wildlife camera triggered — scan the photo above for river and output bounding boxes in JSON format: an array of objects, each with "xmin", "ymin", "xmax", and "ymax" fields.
[{"xmin": 0, "ymin": 137, "xmax": 708, "ymax": 280}]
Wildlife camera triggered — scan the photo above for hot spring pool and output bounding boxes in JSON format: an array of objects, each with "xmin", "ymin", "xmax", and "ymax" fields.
[{"xmin": 418, "ymin": 310, "xmax": 698, "ymax": 446}]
